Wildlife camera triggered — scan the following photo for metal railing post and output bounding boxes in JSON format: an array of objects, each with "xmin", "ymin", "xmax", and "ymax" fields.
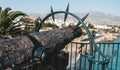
[{"xmin": 102, "ymin": 64, "xmax": 105, "ymax": 70}]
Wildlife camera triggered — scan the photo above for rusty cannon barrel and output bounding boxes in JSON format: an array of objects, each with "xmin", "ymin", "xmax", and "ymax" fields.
[{"xmin": 0, "ymin": 26, "xmax": 82, "ymax": 69}]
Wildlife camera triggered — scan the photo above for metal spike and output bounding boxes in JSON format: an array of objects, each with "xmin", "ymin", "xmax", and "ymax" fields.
[
  {"xmin": 32, "ymin": 17, "xmax": 43, "ymax": 32},
  {"xmin": 64, "ymin": 3, "xmax": 69, "ymax": 22},
  {"xmin": 51, "ymin": 6, "xmax": 55, "ymax": 21},
  {"xmin": 91, "ymin": 31, "xmax": 97, "ymax": 37},
  {"xmin": 66, "ymin": 3, "xmax": 69, "ymax": 13},
  {"xmin": 81, "ymin": 13, "xmax": 89, "ymax": 22},
  {"xmin": 38, "ymin": 17, "xmax": 43, "ymax": 27},
  {"xmin": 76, "ymin": 13, "xmax": 89, "ymax": 27},
  {"xmin": 76, "ymin": 21, "xmax": 85, "ymax": 27},
  {"xmin": 37, "ymin": 17, "xmax": 42, "ymax": 22}
]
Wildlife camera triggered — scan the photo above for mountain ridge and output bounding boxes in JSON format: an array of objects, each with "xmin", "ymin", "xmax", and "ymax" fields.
[{"xmin": 28, "ymin": 11, "xmax": 120, "ymax": 25}]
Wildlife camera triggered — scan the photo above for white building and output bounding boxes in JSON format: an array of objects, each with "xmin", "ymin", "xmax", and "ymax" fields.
[
  {"xmin": 94, "ymin": 24, "xmax": 112, "ymax": 29},
  {"xmin": 46, "ymin": 19, "xmax": 78, "ymax": 28}
]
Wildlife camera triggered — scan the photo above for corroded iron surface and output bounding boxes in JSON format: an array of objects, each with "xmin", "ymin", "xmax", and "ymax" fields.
[{"xmin": 0, "ymin": 26, "xmax": 82, "ymax": 67}]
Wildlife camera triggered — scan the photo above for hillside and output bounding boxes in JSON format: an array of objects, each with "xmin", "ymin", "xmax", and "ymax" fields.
[
  {"xmin": 28, "ymin": 11, "xmax": 120, "ymax": 25},
  {"xmin": 83, "ymin": 11, "xmax": 120, "ymax": 25}
]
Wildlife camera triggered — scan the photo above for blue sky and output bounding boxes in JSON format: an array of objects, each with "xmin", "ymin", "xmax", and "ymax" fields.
[{"xmin": 0, "ymin": 0, "xmax": 120, "ymax": 16}]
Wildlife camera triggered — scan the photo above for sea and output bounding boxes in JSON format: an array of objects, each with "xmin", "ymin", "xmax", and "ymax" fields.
[{"xmin": 68, "ymin": 36, "xmax": 120, "ymax": 70}]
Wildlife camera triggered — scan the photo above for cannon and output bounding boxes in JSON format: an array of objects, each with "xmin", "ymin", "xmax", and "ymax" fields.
[
  {"xmin": 0, "ymin": 4, "xmax": 90, "ymax": 69},
  {"xmin": 0, "ymin": 4, "xmax": 116, "ymax": 70},
  {"xmin": 0, "ymin": 26, "xmax": 82, "ymax": 69}
]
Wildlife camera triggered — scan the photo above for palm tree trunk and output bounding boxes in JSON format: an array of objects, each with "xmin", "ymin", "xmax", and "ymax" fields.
[{"xmin": 0, "ymin": 26, "xmax": 82, "ymax": 68}]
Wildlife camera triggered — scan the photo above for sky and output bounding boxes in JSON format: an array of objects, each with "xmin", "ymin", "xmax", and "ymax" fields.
[{"xmin": 0, "ymin": 0, "xmax": 120, "ymax": 16}]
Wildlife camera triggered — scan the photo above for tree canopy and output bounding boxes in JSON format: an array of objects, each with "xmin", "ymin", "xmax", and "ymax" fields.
[{"xmin": 0, "ymin": 7, "xmax": 27, "ymax": 38}]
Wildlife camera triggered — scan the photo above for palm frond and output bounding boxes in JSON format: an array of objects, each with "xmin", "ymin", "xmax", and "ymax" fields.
[
  {"xmin": 9, "ymin": 11, "xmax": 27, "ymax": 20},
  {"xmin": 0, "ymin": 7, "xmax": 29, "ymax": 38},
  {"xmin": 0, "ymin": 7, "xmax": 2, "ymax": 15},
  {"xmin": 3, "ymin": 7, "xmax": 11, "ymax": 17}
]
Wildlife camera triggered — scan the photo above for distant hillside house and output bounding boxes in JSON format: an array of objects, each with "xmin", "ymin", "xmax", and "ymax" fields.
[{"xmin": 94, "ymin": 24, "xmax": 112, "ymax": 29}]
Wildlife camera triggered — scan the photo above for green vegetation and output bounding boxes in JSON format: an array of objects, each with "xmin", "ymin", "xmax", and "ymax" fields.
[
  {"xmin": 20, "ymin": 17, "xmax": 35, "ymax": 33},
  {"xmin": 0, "ymin": 7, "xmax": 27, "ymax": 38},
  {"xmin": 20, "ymin": 17, "xmax": 34, "ymax": 23},
  {"xmin": 43, "ymin": 23, "xmax": 59, "ymax": 29},
  {"xmin": 32, "ymin": 17, "xmax": 59, "ymax": 32}
]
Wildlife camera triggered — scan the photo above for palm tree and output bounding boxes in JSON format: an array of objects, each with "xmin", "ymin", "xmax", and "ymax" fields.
[
  {"xmin": 0, "ymin": 7, "xmax": 27, "ymax": 38},
  {"xmin": 20, "ymin": 17, "xmax": 34, "ymax": 23},
  {"xmin": 19, "ymin": 17, "xmax": 35, "ymax": 34}
]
